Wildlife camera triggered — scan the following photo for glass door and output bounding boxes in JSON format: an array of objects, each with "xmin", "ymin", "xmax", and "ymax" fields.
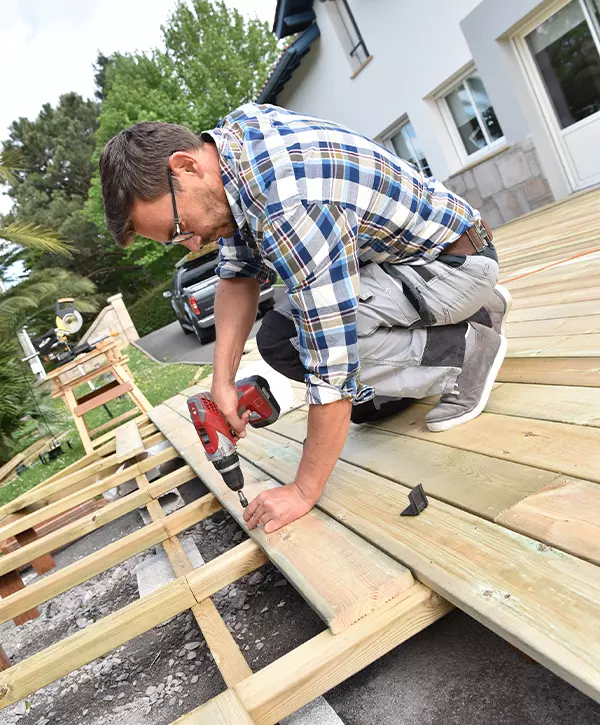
[{"xmin": 521, "ymin": 0, "xmax": 600, "ymax": 188}]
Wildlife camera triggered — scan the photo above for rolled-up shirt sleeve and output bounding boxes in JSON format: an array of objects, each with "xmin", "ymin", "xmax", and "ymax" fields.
[
  {"xmin": 262, "ymin": 202, "xmax": 374, "ymax": 406},
  {"xmin": 217, "ymin": 231, "xmax": 271, "ymax": 283}
]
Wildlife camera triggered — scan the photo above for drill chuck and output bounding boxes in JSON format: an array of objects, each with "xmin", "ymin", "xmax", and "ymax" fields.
[{"xmin": 213, "ymin": 453, "xmax": 244, "ymax": 492}]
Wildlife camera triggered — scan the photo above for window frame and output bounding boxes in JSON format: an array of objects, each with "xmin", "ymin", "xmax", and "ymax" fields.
[
  {"xmin": 324, "ymin": 0, "xmax": 371, "ymax": 74},
  {"xmin": 378, "ymin": 116, "xmax": 432, "ymax": 176},
  {"xmin": 436, "ymin": 65, "xmax": 506, "ymax": 166}
]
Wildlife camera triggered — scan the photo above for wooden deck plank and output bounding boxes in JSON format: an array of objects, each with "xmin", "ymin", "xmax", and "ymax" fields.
[
  {"xmin": 507, "ymin": 315, "xmax": 600, "ymax": 339},
  {"xmin": 506, "ymin": 299, "xmax": 600, "ymax": 323},
  {"xmin": 115, "ymin": 420, "xmax": 145, "ymax": 463},
  {"xmin": 508, "ymin": 333, "xmax": 600, "ymax": 358},
  {"xmin": 496, "ymin": 477, "xmax": 600, "ymax": 566},
  {"xmin": 236, "ymin": 426, "xmax": 600, "ymax": 704},
  {"xmin": 498, "ymin": 357, "xmax": 600, "ymax": 387},
  {"xmin": 262, "ymin": 409, "xmax": 556, "ymax": 520},
  {"xmin": 485, "ymin": 383, "xmax": 600, "ymax": 427},
  {"xmin": 367, "ymin": 403, "xmax": 600, "ymax": 485},
  {"xmin": 149, "ymin": 404, "xmax": 416, "ymax": 635}
]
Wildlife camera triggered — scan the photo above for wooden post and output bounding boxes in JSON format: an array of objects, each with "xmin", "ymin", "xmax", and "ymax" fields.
[
  {"xmin": 15, "ymin": 529, "xmax": 55, "ymax": 576},
  {"xmin": 0, "ymin": 571, "xmax": 39, "ymax": 625},
  {"xmin": 0, "ymin": 647, "xmax": 10, "ymax": 671}
]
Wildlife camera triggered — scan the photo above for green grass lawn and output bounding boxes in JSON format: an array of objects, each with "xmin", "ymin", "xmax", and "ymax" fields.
[{"xmin": 0, "ymin": 346, "xmax": 211, "ymax": 506}]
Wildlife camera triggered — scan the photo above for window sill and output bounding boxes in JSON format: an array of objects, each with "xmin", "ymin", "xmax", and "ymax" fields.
[
  {"xmin": 448, "ymin": 141, "xmax": 509, "ymax": 177},
  {"xmin": 350, "ymin": 55, "xmax": 374, "ymax": 79}
]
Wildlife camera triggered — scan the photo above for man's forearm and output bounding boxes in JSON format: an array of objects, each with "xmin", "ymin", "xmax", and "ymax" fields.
[
  {"xmin": 294, "ymin": 398, "xmax": 352, "ymax": 504},
  {"xmin": 213, "ymin": 277, "xmax": 261, "ymax": 385}
]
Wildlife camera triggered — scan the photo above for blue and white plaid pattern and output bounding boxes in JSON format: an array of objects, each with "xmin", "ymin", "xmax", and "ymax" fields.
[{"xmin": 203, "ymin": 104, "xmax": 480, "ymax": 405}]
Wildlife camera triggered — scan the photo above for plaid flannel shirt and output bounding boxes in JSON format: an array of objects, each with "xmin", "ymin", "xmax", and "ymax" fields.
[{"xmin": 203, "ymin": 104, "xmax": 480, "ymax": 406}]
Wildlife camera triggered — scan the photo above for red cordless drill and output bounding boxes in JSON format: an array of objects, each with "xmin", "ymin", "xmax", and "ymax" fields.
[{"xmin": 187, "ymin": 375, "xmax": 280, "ymax": 508}]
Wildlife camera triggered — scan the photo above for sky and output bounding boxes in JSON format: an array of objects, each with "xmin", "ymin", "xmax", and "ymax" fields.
[{"xmin": 0, "ymin": 0, "xmax": 278, "ymax": 215}]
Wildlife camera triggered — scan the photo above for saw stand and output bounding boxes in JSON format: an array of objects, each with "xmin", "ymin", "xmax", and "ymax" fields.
[{"xmin": 46, "ymin": 339, "xmax": 152, "ymax": 454}]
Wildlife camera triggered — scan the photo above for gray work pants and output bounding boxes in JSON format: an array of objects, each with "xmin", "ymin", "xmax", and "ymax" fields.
[
  {"xmin": 256, "ymin": 248, "xmax": 499, "ymax": 401},
  {"xmin": 356, "ymin": 250, "xmax": 499, "ymax": 399}
]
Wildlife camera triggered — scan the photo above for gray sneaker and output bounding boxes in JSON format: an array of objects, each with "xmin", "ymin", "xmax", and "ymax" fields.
[
  {"xmin": 487, "ymin": 285, "xmax": 512, "ymax": 337},
  {"xmin": 425, "ymin": 321, "xmax": 507, "ymax": 432}
]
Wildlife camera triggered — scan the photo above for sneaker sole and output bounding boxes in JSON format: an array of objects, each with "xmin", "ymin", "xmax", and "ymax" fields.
[
  {"xmin": 494, "ymin": 284, "xmax": 512, "ymax": 337},
  {"xmin": 426, "ymin": 333, "xmax": 508, "ymax": 432}
]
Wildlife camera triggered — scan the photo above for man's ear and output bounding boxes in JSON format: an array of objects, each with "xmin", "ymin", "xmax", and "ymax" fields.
[{"xmin": 169, "ymin": 150, "xmax": 202, "ymax": 178}]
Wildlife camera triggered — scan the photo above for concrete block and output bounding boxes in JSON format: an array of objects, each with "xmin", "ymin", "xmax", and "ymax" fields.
[
  {"xmin": 497, "ymin": 151, "xmax": 531, "ymax": 188},
  {"xmin": 480, "ymin": 201, "xmax": 504, "ymax": 229},
  {"xmin": 281, "ymin": 697, "xmax": 344, "ymax": 725},
  {"xmin": 519, "ymin": 136, "xmax": 535, "ymax": 153},
  {"xmin": 495, "ymin": 189, "xmax": 529, "ymax": 224},
  {"xmin": 523, "ymin": 177, "xmax": 551, "ymax": 204},
  {"xmin": 530, "ymin": 193, "xmax": 555, "ymax": 210},
  {"xmin": 136, "ymin": 552, "xmax": 174, "ymax": 599},
  {"xmin": 463, "ymin": 187, "xmax": 484, "ymax": 210},
  {"xmin": 473, "ymin": 162, "xmax": 504, "ymax": 198},
  {"xmin": 138, "ymin": 489, "xmax": 185, "ymax": 525},
  {"xmin": 462, "ymin": 169, "xmax": 476, "ymax": 191},
  {"xmin": 135, "ymin": 536, "xmax": 205, "ymax": 599},
  {"xmin": 446, "ymin": 173, "xmax": 466, "ymax": 196},
  {"xmin": 525, "ymin": 150, "xmax": 541, "ymax": 177}
]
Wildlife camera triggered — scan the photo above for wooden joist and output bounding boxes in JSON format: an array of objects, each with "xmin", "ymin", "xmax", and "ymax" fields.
[
  {"xmin": 115, "ymin": 420, "xmax": 145, "ymax": 463},
  {"xmin": 0, "ymin": 578, "xmax": 196, "ymax": 709},
  {"xmin": 174, "ymin": 584, "xmax": 451, "ymax": 725}
]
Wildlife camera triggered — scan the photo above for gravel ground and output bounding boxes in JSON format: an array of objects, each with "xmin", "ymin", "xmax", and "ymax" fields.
[{"xmin": 0, "ymin": 507, "xmax": 324, "ymax": 725}]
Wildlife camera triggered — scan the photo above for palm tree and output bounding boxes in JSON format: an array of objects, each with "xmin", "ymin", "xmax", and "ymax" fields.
[
  {"xmin": 0, "ymin": 148, "xmax": 93, "ymax": 460},
  {"xmin": 0, "ymin": 148, "xmax": 72, "ymax": 256}
]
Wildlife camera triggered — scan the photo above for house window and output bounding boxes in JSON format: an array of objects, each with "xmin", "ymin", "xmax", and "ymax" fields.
[
  {"xmin": 327, "ymin": 0, "xmax": 369, "ymax": 69},
  {"xmin": 443, "ymin": 74, "xmax": 504, "ymax": 157},
  {"xmin": 385, "ymin": 121, "xmax": 432, "ymax": 176}
]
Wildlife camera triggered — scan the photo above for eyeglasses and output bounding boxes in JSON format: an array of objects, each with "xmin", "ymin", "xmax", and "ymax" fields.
[{"xmin": 163, "ymin": 171, "xmax": 195, "ymax": 247}]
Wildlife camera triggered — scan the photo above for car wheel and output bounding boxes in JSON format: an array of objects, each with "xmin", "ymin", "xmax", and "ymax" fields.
[
  {"xmin": 258, "ymin": 298, "xmax": 275, "ymax": 317},
  {"xmin": 178, "ymin": 319, "xmax": 193, "ymax": 335},
  {"xmin": 193, "ymin": 324, "xmax": 215, "ymax": 345}
]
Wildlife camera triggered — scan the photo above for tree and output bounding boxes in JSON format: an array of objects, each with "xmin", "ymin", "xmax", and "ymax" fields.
[
  {"xmin": 86, "ymin": 0, "xmax": 280, "ymax": 276},
  {"xmin": 0, "ymin": 93, "xmax": 142, "ymax": 297}
]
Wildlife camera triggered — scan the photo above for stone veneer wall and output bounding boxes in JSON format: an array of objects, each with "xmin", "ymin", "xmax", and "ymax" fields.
[{"xmin": 443, "ymin": 137, "xmax": 555, "ymax": 228}]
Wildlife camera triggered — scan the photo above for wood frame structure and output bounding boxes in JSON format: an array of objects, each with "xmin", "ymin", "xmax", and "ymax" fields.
[
  {"xmin": 45, "ymin": 338, "xmax": 152, "ymax": 454},
  {"xmin": 0, "ymin": 416, "xmax": 449, "ymax": 722},
  {"xmin": 1, "ymin": 190, "xmax": 600, "ymax": 721}
]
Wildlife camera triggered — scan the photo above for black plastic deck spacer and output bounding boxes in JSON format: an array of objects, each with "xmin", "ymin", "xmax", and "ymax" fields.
[{"xmin": 400, "ymin": 483, "xmax": 429, "ymax": 516}]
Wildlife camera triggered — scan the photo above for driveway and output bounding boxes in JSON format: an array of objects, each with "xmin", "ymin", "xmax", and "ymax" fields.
[{"xmin": 136, "ymin": 286, "xmax": 286, "ymax": 365}]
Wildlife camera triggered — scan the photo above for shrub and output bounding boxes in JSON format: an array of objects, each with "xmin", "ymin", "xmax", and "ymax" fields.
[{"xmin": 129, "ymin": 281, "xmax": 176, "ymax": 337}]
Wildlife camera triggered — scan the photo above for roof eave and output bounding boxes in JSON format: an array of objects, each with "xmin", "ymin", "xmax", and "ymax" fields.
[{"xmin": 273, "ymin": 0, "xmax": 315, "ymax": 39}]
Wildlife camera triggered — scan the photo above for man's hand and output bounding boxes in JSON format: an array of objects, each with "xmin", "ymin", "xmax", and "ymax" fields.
[
  {"xmin": 211, "ymin": 381, "xmax": 250, "ymax": 438},
  {"xmin": 243, "ymin": 398, "xmax": 353, "ymax": 534},
  {"xmin": 243, "ymin": 484, "xmax": 315, "ymax": 533}
]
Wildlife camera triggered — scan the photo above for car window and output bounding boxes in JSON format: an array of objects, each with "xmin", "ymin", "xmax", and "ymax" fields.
[{"xmin": 180, "ymin": 259, "xmax": 218, "ymax": 288}]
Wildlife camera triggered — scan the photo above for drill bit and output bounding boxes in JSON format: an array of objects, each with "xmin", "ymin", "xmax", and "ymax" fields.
[{"xmin": 238, "ymin": 490, "xmax": 249, "ymax": 508}]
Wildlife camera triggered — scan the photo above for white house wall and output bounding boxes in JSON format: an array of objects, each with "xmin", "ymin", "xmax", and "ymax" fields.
[
  {"xmin": 275, "ymin": 0, "xmax": 583, "ymax": 225},
  {"xmin": 278, "ymin": 0, "xmax": 482, "ymax": 182}
]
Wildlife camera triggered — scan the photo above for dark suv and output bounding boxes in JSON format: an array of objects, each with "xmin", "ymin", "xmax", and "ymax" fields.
[{"xmin": 163, "ymin": 251, "xmax": 276, "ymax": 344}]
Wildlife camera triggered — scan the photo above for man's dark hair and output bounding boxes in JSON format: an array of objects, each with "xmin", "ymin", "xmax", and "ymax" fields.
[{"xmin": 99, "ymin": 122, "xmax": 203, "ymax": 248}]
